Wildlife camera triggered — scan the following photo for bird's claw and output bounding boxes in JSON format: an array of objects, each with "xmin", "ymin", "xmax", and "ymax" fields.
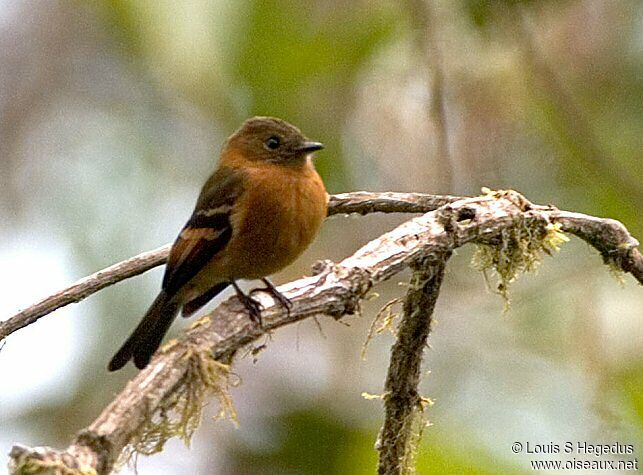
[
  {"xmin": 232, "ymin": 281, "xmax": 264, "ymax": 326},
  {"xmin": 241, "ymin": 295, "xmax": 264, "ymax": 325},
  {"xmin": 250, "ymin": 279, "xmax": 292, "ymax": 317}
]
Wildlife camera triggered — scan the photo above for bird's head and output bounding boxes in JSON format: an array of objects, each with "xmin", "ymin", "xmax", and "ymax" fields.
[{"xmin": 224, "ymin": 116, "xmax": 324, "ymax": 167}]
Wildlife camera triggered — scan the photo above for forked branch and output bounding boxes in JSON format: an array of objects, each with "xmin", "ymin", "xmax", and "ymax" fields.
[{"xmin": 5, "ymin": 190, "xmax": 641, "ymax": 475}]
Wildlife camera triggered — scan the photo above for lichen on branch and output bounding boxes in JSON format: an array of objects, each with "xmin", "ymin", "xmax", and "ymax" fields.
[
  {"xmin": 471, "ymin": 219, "xmax": 569, "ymax": 310},
  {"xmin": 122, "ymin": 345, "xmax": 238, "ymax": 466}
]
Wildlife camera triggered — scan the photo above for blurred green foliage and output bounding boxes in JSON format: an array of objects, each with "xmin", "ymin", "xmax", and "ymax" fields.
[{"xmin": 226, "ymin": 407, "xmax": 527, "ymax": 474}]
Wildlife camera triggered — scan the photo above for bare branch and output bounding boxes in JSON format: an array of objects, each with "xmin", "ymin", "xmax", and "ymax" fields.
[
  {"xmin": 0, "ymin": 192, "xmax": 459, "ymax": 342},
  {"xmin": 8, "ymin": 190, "xmax": 640, "ymax": 474},
  {"xmin": 0, "ymin": 244, "xmax": 171, "ymax": 341},
  {"xmin": 1, "ymin": 191, "xmax": 640, "ymax": 346},
  {"xmin": 377, "ymin": 256, "xmax": 449, "ymax": 474},
  {"xmin": 328, "ymin": 192, "xmax": 460, "ymax": 216},
  {"xmin": 548, "ymin": 211, "xmax": 642, "ymax": 283}
]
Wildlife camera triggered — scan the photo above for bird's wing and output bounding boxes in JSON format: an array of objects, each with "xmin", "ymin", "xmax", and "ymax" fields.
[{"xmin": 162, "ymin": 166, "xmax": 245, "ymax": 295}]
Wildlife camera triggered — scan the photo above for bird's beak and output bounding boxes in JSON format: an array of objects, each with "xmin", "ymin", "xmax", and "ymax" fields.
[{"xmin": 298, "ymin": 141, "xmax": 324, "ymax": 153}]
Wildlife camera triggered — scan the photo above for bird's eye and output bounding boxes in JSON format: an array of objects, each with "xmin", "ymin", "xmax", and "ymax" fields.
[{"xmin": 265, "ymin": 136, "xmax": 281, "ymax": 150}]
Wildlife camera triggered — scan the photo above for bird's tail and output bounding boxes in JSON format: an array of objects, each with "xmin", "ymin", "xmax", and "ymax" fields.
[{"xmin": 108, "ymin": 290, "xmax": 180, "ymax": 371}]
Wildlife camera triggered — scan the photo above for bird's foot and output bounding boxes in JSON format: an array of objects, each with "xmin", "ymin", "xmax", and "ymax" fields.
[
  {"xmin": 250, "ymin": 278, "xmax": 292, "ymax": 317},
  {"xmin": 232, "ymin": 281, "xmax": 264, "ymax": 325}
]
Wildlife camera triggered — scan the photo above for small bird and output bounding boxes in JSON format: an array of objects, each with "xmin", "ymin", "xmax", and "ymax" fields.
[{"xmin": 108, "ymin": 117, "xmax": 327, "ymax": 371}]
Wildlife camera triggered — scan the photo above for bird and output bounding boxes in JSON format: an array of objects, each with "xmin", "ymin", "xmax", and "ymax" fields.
[{"xmin": 108, "ymin": 117, "xmax": 327, "ymax": 371}]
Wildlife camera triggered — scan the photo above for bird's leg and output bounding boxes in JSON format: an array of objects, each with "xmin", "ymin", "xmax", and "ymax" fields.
[
  {"xmin": 232, "ymin": 281, "xmax": 263, "ymax": 325},
  {"xmin": 250, "ymin": 278, "xmax": 293, "ymax": 317}
]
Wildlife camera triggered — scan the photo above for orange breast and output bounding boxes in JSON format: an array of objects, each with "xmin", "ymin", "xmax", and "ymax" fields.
[{"xmin": 224, "ymin": 161, "xmax": 327, "ymax": 280}]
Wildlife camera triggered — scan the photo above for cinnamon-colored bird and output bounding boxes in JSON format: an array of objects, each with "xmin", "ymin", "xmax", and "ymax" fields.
[{"xmin": 109, "ymin": 117, "xmax": 327, "ymax": 371}]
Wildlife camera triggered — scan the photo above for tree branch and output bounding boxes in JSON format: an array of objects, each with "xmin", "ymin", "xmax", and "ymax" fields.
[
  {"xmin": 1, "ymin": 191, "xmax": 639, "ymax": 345},
  {"xmin": 0, "ymin": 192, "xmax": 460, "ymax": 342},
  {"xmin": 377, "ymin": 255, "xmax": 449, "ymax": 474},
  {"xmin": 7, "ymin": 190, "xmax": 641, "ymax": 474},
  {"xmin": 0, "ymin": 244, "xmax": 171, "ymax": 341},
  {"xmin": 547, "ymin": 210, "xmax": 642, "ymax": 282},
  {"xmin": 1, "ymin": 191, "xmax": 640, "ymax": 345}
]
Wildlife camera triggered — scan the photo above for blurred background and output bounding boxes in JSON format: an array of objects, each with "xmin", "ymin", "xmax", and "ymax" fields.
[{"xmin": 0, "ymin": 0, "xmax": 641, "ymax": 473}]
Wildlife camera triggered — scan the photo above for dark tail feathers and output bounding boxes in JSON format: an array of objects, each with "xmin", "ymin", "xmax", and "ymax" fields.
[{"xmin": 108, "ymin": 291, "xmax": 180, "ymax": 371}]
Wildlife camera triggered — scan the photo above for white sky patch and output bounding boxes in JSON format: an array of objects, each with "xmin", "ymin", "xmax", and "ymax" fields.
[{"xmin": 0, "ymin": 238, "xmax": 82, "ymax": 415}]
